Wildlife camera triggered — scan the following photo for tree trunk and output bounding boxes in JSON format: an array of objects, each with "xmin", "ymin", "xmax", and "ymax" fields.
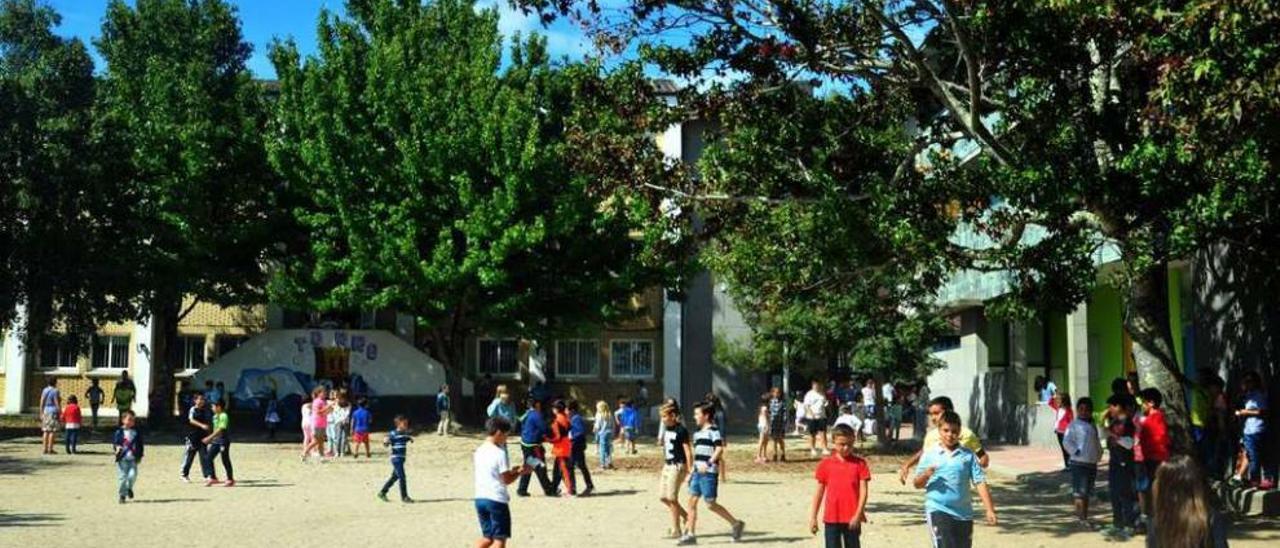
[
  {"xmin": 148, "ymin": 297, "xmax": 181, "ymax": 423},
  {"xmin": 1124, "ymin": 262, "xmax": 1191, "ymax": 452}
]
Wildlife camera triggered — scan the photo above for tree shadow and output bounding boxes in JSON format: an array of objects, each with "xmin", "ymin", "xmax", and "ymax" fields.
[
  {"xmin": 0, "ymin": 512, "xmax": 64, "ymax": 528},
  {"xmin": 129, "ymin": 498, "xmax": 208, "ymax": 504},
  {"xmin": 0, "ymin": 455, "xmax": 76, "ymax": 476}
]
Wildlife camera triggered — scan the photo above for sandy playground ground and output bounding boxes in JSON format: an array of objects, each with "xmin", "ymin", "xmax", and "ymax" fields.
[{"xmin": 1, "ymin": 427, "xmax": 1277, "ymax": 548}]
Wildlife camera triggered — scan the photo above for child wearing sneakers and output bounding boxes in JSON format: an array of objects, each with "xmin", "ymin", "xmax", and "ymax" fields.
[
  {"xmin": 352, "ymin": 397, "xmax": 373, "ymax": 458},
  {"xmin": 203, "ymin": 399, "xmax": 236, "ymax": 487},
  {"xmin": 680, "ymin": 402, "xmax": 745, "ymax": 545},
  {"xmin": 809, "ymin": 424, "xmax": 871, "ymax": 548},
  {"xmin": 1061, "ymin": 397, "xmax": 1101, "ymax": 528},
  {"xmin": 474, "ymin": 417, "xmax": 531, "ymax": 548},
  {"xmin": 112, "ymin": 410, "xmax": 144, "ymax": 503},
  {"xmin": 658, "ymin": 402, "xmax": 691, "ymax": 540},
  {"xmin": 378, "ymin": 414, "xmax": 414, "ymax": 502}
]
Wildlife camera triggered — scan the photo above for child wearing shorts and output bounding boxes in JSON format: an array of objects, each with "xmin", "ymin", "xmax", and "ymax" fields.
[
  {"xmin": 658, "ymin": 403, "xmax": 691, "ymax": 539},
  {"xmin": 352, "ymin": 397, "xmax": 372, "ymax": 458},
  {"xmin": 679, "ymin": 402, "xmax": 745, "ymax": 545},
  {"xmin": 1062, "ymin": 397, "xmax": 1101, "ymax": 528},
  {"xmin": 475, "ymin": 417, "xmax": 530, "ymax": 548}
]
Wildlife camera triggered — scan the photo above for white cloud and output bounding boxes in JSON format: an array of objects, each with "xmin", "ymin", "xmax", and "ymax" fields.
[{"xmin": 474, "ymin": 1, "xmax": 593, "ymax": 59}]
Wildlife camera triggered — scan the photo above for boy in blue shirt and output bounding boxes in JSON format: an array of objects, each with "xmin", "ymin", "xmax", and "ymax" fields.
[
  {"xmin": 913, "ymin": 410, "xmax": 997, "ymax": 548},
  {"xmin": 436, "ymin": 384, "xmax": 452, "ymax": 437},
  {"xmin": 377, "ymin": 414, "xmax": 414, "ymax": 502},
  {"xmin": 351, "ymin": 398, "xmax": 372, "ymax": 458},
  {"xmin": 568, "ymin": 400, "xmax": 594, "ymax": 495},
  {"xmin": 516, "ymin": 398, "xmax": 555, "ymax": 497},
  {"xmin": 618, "ymin": 399, "xmax": 640, "ymax": 455}
]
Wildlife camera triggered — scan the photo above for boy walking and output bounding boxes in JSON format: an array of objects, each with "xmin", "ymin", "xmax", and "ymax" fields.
[
  {"xmin": 86, "ymin": 379, "xmax": 105, "ymax": 430},
  {"xmin": 113, "ymin": 410, "xmax": 144, "ymax": 503},
  {"xmin": 658, "ymin": 403, "xmax": 691, "ymax": 540},
  {"xmin": 1061, "ymin": 397, "xmax": 1101, "ymax": 527},
  {"xmin": 475, "ymin": 417, "xmax": 532, "ymax": 548},
  {"xmin": 181, "ymin": 393, "xmax": 217, "ymax": 483},
  {"xmin": 809, "ymin": 424, "xmax": 871, "ymax": 547},
  {"xmin": 913, "ymin": 411, "xmax": 997, "ymax": 548},
  {"xmin": 1137, "ymin": 388, "xmax": 1170, "ymax": 521},
  {"xmin": 568, "ymin": 400, "xmax": 594, "ymax": 495},
  {"xmin": 378, "ymin": 414, "xmax": 414, "ymax": 502},
  {"xmin": 680, "ymin": 402, "xmax": 745, "ymax": 545},
  {"xmin": 516, "ymin": 399, "xmax": 555, "ymax": 497},
  {"xmin": 203, "ymin": 399, "xmax": 236, "ymax": 487}
]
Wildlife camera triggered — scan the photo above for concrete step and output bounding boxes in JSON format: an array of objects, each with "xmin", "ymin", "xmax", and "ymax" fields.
[{"xmin": 1216, "ymin": 481, "xmax": 1280, "ymax": 516}]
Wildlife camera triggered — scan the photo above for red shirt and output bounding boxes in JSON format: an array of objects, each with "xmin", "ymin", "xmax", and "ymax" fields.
[
  {"xmin": 815, "ymin": 454, "xmax": 871, "ymax": 524},
  {"xmin": 550, "ymin": 413, "xmax": 572, "ymax": 458},
  {"xmin": 1050, "ymin": 399, "xmax": 1074, "ymax": 433},
  {"xmin": 62, "ymin": 404, "xmax": 83, "ymax": 425},
  {"xmin": 1139, "ymin": 407, "xmax": 1170, "ymax": 462}
]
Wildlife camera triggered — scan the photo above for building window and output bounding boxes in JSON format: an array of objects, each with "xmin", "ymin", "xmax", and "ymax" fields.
[
  {"xmin": 216, "ymin": 335, "xmax": 249, "ymax": 358},
  {"xmin": 555, "ymin": 340, "xmax": 600, "ymax": 378},
  {"xmin": 478, "ymin": 339, "xmax": 519, "ymax": 376},
  {"xmin": 181, "ymin": 336, "xmax": 207, "ymax": 370},
  {"xmin": 91, "ymin": 336, "xmax": 130, "ymax": 370},
  {"xmin": 610, "ymin": 339, "xmax": 654, "ymax": 378},
  {"xmin": 39, "ymin": 340, "xmax": 78, "ymax": 369}
]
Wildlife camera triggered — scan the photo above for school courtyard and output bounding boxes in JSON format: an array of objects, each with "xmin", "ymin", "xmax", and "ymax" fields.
[{"xmin": 1, "ymin": 430, "xmax": 1276, "ymax": 548}]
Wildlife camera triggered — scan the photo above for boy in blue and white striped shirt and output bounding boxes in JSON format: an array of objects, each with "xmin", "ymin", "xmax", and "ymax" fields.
[{"xmin": 378, "ymin": 414, "xmax": 414, "ymax": 502}]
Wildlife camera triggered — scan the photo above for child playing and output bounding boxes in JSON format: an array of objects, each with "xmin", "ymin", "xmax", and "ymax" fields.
[
  {"xmin": 377, "ymin": 414, "xmax": 414, "ymax": 502},
  {"xmin": 618, "ymin": 399, "xmax": 639, "ymax": 455},
  {"xmin": 548, "ymin": 400, "xmax": 575, "ymax": 497},
  {"xmin": 594, "ymin": 400, "xmax": 615, "ymax": 471},
  {"xmin": 1103, "ymin": 394, "xmax": 1138, "ymax": 540},
  {"xmin": 62, "ymin": 396, "xmax": 83, "ymax": 454},
  {"xmin": 352, "ymin": 397, "xmax": 373, "ymax": 458},
  {"xmin": 1050, "ymin": 391, "xmax": 1074, "ymax": 470},
  {"xmin": 913, "ymin": 411, "xmax": 997, "ymax": 548},
  {"xmin": 436, "ymin": 384, "xmax": 452, "ymax": 437},
  {"xmin": 264, "ymin": 396, "xmax": 281, "ymax": 440},
  {"xmin": 300, "ymin": 398, "xmax": 314, "ymax": 458},
  {"xmin": 658, "ymin": 402, "xmax": 691, "ymax": 540},
  {"xmin": 303, "ymin": 386, "xmax": 329, "ymax": 462},
  {"xmin": 834, "ymin": 404, "xmax": 864, "ymax": 438},
  {"xmin": 568, "ymin": 400, "xmax": 594, "ymax": 495},
  {"xmin": 86, "ymin": 379, "xmax": 105, "ymax": 430},
  {"xmin": 516, "ymin": 398, "xmax": 555, "ymax": 497},
  {"xmin": 203, "ymin": 399, "xmax": 236, "ymax": 487},
  {"xmin": 1138, "ymin": 388, "xmax": 1170, "ymax": 521},
  {"xmin": 330, "ymin": 392, "xmax": 351, "ymax": 457},
  {"xmin": 808, "ymin": 424, "xmax": 871, "ymax": 548},
  {"xmin": 680, "ymin": 402, "xmax": 746, "ymax": 545},
  {"xmin": 1235, "ymin": 372, "xmax": 1270, "ymax": 489},
  {"xmin": 755, "ymin": 394, "xmax": 770, "ymax": 464},
  {"xmin": 182, "ymin": 393, "xmax": 217, "ymax": 483},
  {"xmin": 112, "ymin": 410, "xmax": 144, "ymax": 503},
  {"xmin": 768, "ymin": 386, "xmax": 789, "ymax": 462},
  {"xmin": 474, "ymin": 417, "xmax": 532, "ymax": 548},
  {"xmin": 1061, "ymin": 397, "xmax": 1101, "ymax": 528}
]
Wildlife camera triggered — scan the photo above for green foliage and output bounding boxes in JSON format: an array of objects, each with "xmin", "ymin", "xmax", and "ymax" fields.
[{"xmin": 267, "ymin": 0, "xmax": 673, "ymax": 371}]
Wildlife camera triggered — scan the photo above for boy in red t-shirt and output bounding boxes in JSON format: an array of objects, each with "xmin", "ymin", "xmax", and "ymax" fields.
[
  {"xmin": 809, "ymin": 424, "xmax": 871, "ymax": 547},
  {"xmin": 1137, "ymin": 388, "xmax": 1169, "ymax": 519},
  {"xmin": 548, "ymin": 400, "xmax": 575, "ymax": 497}
]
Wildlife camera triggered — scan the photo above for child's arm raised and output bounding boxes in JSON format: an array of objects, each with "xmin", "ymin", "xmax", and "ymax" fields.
[{"xmin": 808, "ymin": 483, "xmax": 825, "ymax": 535}]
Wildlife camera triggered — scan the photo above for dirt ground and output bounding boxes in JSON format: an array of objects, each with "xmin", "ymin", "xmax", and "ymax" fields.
[{"xmin": 2, "ymin": 428, "xmax": 1277, "ymax": 547}]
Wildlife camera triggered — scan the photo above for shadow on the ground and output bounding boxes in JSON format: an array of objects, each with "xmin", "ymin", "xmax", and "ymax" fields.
[
  {"xmin": 584, "ymin": 489, "xmax": 640, "ymax": 498},
  {"xmin": 700, "ymin": 530, "xmax": 807, "ymax": 544},
  {"xmin": 0, "ymin": 512, "xmax": 64, "ymax": 528},
  {"xmin": 0, "ymin": 454, "xmax": 76, "ymax": 476},
  {"xmin": 129, "ymin": 498, "xmax": 209, "ymax": 504},
  {"xmin": 232, "ymin": 480, "xmax": 293, "ymax": 488}
]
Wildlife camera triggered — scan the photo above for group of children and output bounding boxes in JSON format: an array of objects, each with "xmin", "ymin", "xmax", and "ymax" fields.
[
  {"xmin": 299, "ymin": 385, "xmax": 373, "ymax": 461},
  {"xmin": 37, "ymin": 377, "xmax": 133, "ymax": 455},
  {"xmin": 179, "ymin": 392, "xmax": 235, "ymax": 488}
]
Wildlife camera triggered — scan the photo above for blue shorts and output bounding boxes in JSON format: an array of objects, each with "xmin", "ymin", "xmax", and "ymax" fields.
[
  {"xmin": 475, "ymin": 499, "xmax": 511, "ymax": 540},
  {"xmin": 688, "ymin": 470, "xmax": 719, "ymax": 502}
]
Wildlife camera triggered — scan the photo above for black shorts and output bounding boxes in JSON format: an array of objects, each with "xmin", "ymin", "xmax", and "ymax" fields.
[
  {"xmin": 927, "ymin": 511, "xmax": 974, "ymax": 548},
  {"xmin": 806, "ymin": 418, "xmax": 828, "ymax": 435}
]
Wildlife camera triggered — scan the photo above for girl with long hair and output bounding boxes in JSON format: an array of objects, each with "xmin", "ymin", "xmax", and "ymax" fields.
[{"xmin": 1149, "ymin": 455, "xmax": 1228, "ymax": 548}]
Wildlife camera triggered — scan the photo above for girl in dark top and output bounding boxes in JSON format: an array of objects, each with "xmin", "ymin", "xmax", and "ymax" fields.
[{"xmin": 1148, "ymin": 455, "xmax": 1229, "ymax": 548}]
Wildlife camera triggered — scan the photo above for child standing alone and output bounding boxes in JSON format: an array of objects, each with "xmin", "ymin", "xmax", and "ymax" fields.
[
  {"xmin": 1061, "ymin": 397, "xmax": 1101, "ymax": 528},
  {"xmin": 112, "ymin": 410, "xmax": 144, "ymax": 503},
  {"xmin": 809, "ymin": 424, "xmax": 871, "ymax": 548},
  {"xmin": 680, "ymin": 402, "xmax": 746, "ymax": 545},
  {"xmin": 62, "ymin": 396, "xmax": 83, "ymax": 454},
  {"xmin": 594, "ymin": 401, "xmax": 615, "ymax": 471},
  {"xmin": 377, "ymin": 414, "xmax": 414, "ymax": 502}
]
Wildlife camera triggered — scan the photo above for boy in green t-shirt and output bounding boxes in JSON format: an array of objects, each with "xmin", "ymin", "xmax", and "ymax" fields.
[{"xmin": 203, "ymin": 399, "xmax": 235, "ymax": 487}]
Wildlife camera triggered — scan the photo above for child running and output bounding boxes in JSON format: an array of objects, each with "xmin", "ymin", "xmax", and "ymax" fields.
[
  {"xmin": 913, "ymin": 410, "xmax": 997, "ymax": 548},
  {"xmin": 474, "ymin": 417, "xmax": 531, "ymax": 548},
  {"xmin": 658, "ymin": 402, "xmax": 691, "ymax": 540},
  {"xmin": 203, "ymin": 399, "xmax": 236, "ymax": 487},
  {"xmin": 594, "ymin": 400, "xmax": 615, "ymax": 471},
  {"xmin": 62, "ymin": 396, "xmax": 82, "ymax": 454},
  {"xmin": 377, "ymin": 414, "xmax": 414, "ymax": 502},
  {"xmin": 568, "ymin": 400, "xmax": 594, "ymax": 495},
  {"xmin": 680, "ymin": 402, "xmax": 745, "ymax": 545},
  {"xmin": 1062, "ymin": 397, "xmax": 1100, "ymax": 528},
  {"xmin": 113, "ymin": 410, "xmax": 144, "ymax": 503},
  {"xmin": 352, "ymin": 397, "xmax": 373, "ymax": 458},
  {"xmin": 809, "ymin": 424, "xmax": 871, "ymax": 548},
  {"xmin": 548, "ymin": 400, "xmax": 575, "ymax": 497}
]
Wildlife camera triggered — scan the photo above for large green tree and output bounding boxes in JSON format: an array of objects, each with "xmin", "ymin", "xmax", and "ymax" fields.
[
  {"xmin": 95, "ymin": 0, "xmax": 279, "ymax": 417},
  {"xmin": 0, "ymin": 0, "xmax": 133, "ymax": 359},
  {"xmin": 267, "ymin": 0, "xmax": 674, "ymax": 376},
  {"xmin": 524, "ymin": 0, "xmax": 1280, "ymax": 442}
]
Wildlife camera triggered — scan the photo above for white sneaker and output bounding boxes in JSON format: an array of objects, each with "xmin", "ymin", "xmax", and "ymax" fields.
[
  {"xmin": 676, "ymin": 533, "xmax": 697, "ymax": 545},
  {"xmin": 809, "ymin": 449, "xmax": 818, "ymax": 457}
]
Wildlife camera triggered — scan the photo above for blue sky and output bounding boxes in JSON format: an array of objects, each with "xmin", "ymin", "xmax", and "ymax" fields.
[{"xmin": 44, "ymin": 0, "xmax": 595, "ymax": 78}]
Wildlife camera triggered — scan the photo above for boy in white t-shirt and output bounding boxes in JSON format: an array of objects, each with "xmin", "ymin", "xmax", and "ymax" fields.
[
  {"xmin": 803, "ymin": 381, "xmax": 830, "ymax": 457},
  {"xmin": 475, "ymin": 417, "xmax": 531, "ymax": 548}
]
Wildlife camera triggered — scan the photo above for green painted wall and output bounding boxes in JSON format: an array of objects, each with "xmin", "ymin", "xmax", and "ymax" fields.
[{"xmin": 1089, "ymin": 285, "xmax": 1125, "ymax": 400}]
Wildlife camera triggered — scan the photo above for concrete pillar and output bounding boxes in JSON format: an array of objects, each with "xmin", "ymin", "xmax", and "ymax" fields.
[
  {"xmin": 662, "ymin": 290, "xmax": 682, "ymax": 405},
  {"xmin": 3, "ymin": 306, "xmax": 28, "ymax": 414},
  {"xmin": 1066, "ymin": 304, "xmax": 1091, "ymax": 399},
  {"xmin": 1009, "ymin": 322, "xmax": 1029, "ymax": 405},
  {"xmin": 132, "ymin": 316, "xmax": 155, "ymax": 418}
]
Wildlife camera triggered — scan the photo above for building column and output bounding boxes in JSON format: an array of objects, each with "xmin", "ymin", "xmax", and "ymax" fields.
[
  {"xmin": 662, "ymin": 290, "xmax": 682, "ymax": 405},
  {"xmin": 1066, "ymin": 303, "xmax": 1091, "ymax": 400},
  {"xmin": 3, "ymin": 306, "xmax": 28, "ymax": 414},
  {"xmin": 1009, "ymin": 322, "xmax": 1029, "ymax": 405},
  {"xmin": 132, "ymin": 316, "xmax": 155, "ymax": 418}
]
